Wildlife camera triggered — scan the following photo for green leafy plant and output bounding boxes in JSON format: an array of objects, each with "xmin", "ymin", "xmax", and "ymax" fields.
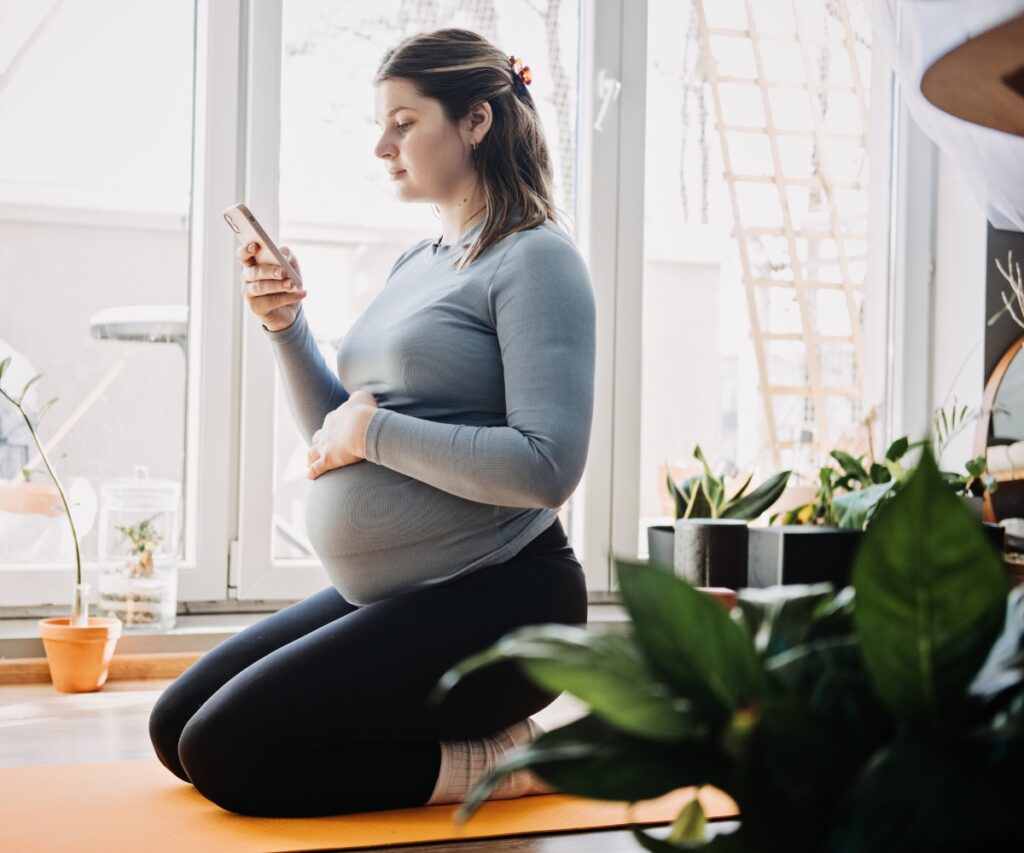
[
  {"xmin": 0, "ymin": 359, "xmax": 81, "ymax": 591},
  {"xmin": 429, "ymin": 447, "xmax": 1023, "ymax": 851},
  {"xmin": 774, "ymin": 420, "xmax": 998, "ymax": 530},
  {"xmin": 666, "ymin": 445, "xmax": 791, "ymax": 521},
  {"xmin": 772, "ymin": 436, "xmax": 921, "ymax": 529},
  {"xmin": 932, "ymin": 398, "xmax": 1001, "ymax": 498},
  {"xmin": 115, "ymin": 515, "xmax": 163, "ymax": 578}
]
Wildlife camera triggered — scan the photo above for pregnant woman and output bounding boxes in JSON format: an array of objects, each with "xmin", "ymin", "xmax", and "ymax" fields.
[{"xmin": 149, "ymin": 27, "xmax": 595, "ymax": 818}]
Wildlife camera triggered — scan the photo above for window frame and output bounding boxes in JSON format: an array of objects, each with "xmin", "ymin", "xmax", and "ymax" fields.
[{"xmin": 0, "ymin": 0, "xmax": 238, "ymax": 608}]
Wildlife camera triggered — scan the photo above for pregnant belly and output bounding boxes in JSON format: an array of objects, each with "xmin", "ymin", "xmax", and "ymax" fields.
[{"xmin": 304, "ymin": 461, "xmax": 493, "ymax": 560}]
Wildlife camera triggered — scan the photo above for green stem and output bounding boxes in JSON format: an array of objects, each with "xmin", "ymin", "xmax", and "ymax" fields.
[{"xmin": 0, "ymin": 387, "xmax": 81, "ymax": 586}]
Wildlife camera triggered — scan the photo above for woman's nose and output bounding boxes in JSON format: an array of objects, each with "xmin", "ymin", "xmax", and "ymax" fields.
[{"xmin": 374, "ymin": 136, "xmax": 395, "ymax": 160}]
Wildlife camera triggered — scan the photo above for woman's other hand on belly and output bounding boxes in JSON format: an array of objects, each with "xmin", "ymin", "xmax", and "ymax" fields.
[{"xmin": 307, "ymin": 389, "xmax": 380, "ymax": 479}]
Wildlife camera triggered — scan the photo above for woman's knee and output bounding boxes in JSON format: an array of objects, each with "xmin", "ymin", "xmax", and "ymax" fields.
[
  {"xmin": 176, "ymin": 704, "xmax": 253, "ymax": 811},
  {"xmin": 148, "ymin": 685, "xmax": 195, "ymax": 783}
]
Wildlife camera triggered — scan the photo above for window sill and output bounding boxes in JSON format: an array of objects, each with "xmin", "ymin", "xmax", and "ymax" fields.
[{"xmin": 0, "ymin": 602, "xmax": 630, "ymax": 664}]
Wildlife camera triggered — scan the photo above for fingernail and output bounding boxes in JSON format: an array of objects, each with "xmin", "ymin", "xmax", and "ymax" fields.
[{"xmin": 247, "ymin": 242, "xmax": 256, "ymax": 251}]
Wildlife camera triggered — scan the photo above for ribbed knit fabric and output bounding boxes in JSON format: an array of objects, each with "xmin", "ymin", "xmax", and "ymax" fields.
[
  {"xmin": 264, "ymin": 216, "xmax": 596, "ymax": 606},
  {"xmin": 426, "ymin": 717, "xmax": 557, "ymax": 806}
]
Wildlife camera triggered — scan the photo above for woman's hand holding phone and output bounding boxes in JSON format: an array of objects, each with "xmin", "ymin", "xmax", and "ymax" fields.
[{"xmin": 237, "ymin": 242, "xmax": 308, "ymax": 332}]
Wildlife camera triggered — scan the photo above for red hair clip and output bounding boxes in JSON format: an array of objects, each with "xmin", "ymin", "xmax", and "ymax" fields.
[{"xmin": 508, "ymin": 55, "xmax": 533, "ymax": 86}]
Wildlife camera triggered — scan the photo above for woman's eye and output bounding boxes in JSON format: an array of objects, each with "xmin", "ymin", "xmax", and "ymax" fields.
[{"xmin": 396, "ymin": 122, "xmax": 412, "ymax": 133}]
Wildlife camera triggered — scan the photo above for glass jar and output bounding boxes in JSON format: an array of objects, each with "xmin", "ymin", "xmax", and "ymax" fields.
[{"xmin": 96, "ymin": 467, "xmax": 180, "ymax": 631}]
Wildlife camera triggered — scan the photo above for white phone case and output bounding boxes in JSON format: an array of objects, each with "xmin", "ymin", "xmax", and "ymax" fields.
[{"xmin": 223, "ymin": 203, "xmax": 303, "ymax": 285}]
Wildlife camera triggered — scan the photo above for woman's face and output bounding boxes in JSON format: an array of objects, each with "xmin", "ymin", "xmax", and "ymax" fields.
[{"xmin": 373, "ymin": 77, "xmax": 470, "ymax": 203}]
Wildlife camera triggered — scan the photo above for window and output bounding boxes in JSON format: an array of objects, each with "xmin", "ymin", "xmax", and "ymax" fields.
[
  {"xmin": 0, "ymin": 1, "xmax": 219, "ymax": 605},
  {"xmin": 2, "ymin": 0, "xmax": 895, "ymax": 612},
  {"xmin": 636, "ymin": 0, "xmax": 880, "ymax": 554}
]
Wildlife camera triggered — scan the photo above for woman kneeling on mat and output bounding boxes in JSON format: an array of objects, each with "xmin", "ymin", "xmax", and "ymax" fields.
[{"xmin": 148, "ymin": 27, "xmax": 596, "ymax": 818}]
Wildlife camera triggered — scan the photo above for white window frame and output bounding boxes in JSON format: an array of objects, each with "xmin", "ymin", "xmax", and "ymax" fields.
[{"xmin": 0, "ymin": 0, "xmax": 239, "ymax": 608}]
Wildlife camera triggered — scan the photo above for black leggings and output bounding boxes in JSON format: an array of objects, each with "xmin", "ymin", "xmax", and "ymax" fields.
[{"xmin": 148, "ymin": 518, "xmax": 587, "ymax": 817}]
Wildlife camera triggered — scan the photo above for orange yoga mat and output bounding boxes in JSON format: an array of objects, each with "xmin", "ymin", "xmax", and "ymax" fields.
[{"xmin": 0, "ymin": 758, "xmax": 738, "ymax": 852}]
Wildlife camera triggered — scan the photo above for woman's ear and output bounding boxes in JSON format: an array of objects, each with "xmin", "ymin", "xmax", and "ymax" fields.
[{"xmin": 465, "ymin": 100, "xmax": 493, "ymax": 144}]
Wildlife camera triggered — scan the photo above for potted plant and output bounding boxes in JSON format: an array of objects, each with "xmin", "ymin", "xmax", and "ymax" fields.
[
  {"xmin": 0, "ymin": 358, "xmax": 122, "ymax": 693},
  {"xmin": 750, "ymin": 437, "xmax": 917, "ymax": 588},
  {"xmin": 930, "ymin": 399, "xmax": 1004, "ymax": 551},
  {"xmin": 430, "ymin": 447, "xmax": 1022, "ymax": 850},
  {"xmin": 97, "ymin": 510, "xmax": 179, "ymax": 630},
  {"xmin": 650, "ymin": 446, "xmax": 790, "ymax": 587},
  {"xmin": 755, "ymin": 405, "xmax": 1005, "ymax": 588}
]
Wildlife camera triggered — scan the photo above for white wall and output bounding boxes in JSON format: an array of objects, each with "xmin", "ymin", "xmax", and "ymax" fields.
[{"xmin": 931, "ymin": 150, "xmax": 988, "ymax": 471}]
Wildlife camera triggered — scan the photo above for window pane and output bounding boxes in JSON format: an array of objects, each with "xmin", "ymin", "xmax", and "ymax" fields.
[
  {"xmin": 274, "ymin": 0, "xmax": 581, "ymax": 560},
  {"xmin": 639, "ymin": 0, "xmax": 875, "ymax": 551},
  {"xmin": 0, "ymin": 1, "xmax": 195, "ymax": 566}
]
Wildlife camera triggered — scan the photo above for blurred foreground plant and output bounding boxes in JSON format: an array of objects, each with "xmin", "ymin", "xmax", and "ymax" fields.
[{"xmin": 430, "ymin": 448, "xmax": 1024, "ymax": 851}]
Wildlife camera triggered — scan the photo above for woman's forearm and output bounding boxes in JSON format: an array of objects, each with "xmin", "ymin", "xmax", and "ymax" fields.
[{"xmin": 264, "ymin": 305, "xmax": 350, "ymax": 443}]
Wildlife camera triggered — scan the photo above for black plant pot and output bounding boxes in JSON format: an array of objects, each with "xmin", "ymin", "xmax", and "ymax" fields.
[
  {"xmin": 747, "ymin": 526, "xmax": 864, "ymax": 588},
  {"xmin": 983, "ymin": 521, "xmax": 1006, "ymax": 555},
  {"xmin": 647, "ymin": 525, "xmax": 676, "ymax": 569},
  {"xmin": 674, "ymin": 518, "xmax": 748, "ymax": 589},
  {"xmin": 748, "ymin": 520, "xmax": 1005, "ymax": 589}
]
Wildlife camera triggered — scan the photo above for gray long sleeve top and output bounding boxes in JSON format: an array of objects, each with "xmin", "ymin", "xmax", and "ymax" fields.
[{"xmin": 265, "ymin": 215, "xmax": 596, "ymax": 605}]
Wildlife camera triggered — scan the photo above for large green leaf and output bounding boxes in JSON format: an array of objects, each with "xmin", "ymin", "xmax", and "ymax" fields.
[
  {"xmin": 428, "ymin": 623, "xmax": 702, "ymax": 742},
  {"xmin": 852, "ymin": 447, "xmax": 1008, "ymax": 738},
  {"xmin": 734, "ymin": 584, "xmax": 836, "ymax": 659},
  {"xmin": 454, "ymin": 713, "xmax": 730, "ymax": 825},
  {"xmin": 884, "ymin": 436, "xmax": 909, "ymax": 461},
  {"xmin": 615, "ymin": 557, "xmax": 766, "ymax": 721},
  {"xmin": 726, "ymin": 471, "xmax": 753, "ymax": 505},
  {"xmin": 831, "ymin": 450, "xmax": 870, "ymax": 485},
  {"xmin": 721, "ymin": 470, "xmax": 791, "ymax": 520},
  {"xmin": 825, "ymin": 734, "xmax": 1020, "ymax": 853},
  {"xmin": 832, "ymin": 482, "xmax": 895, "ymax": 530}
]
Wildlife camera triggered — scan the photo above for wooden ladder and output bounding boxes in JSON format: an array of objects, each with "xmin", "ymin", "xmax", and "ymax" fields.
[{"xmin": 694, "ymin": 0, "xmax": 870, "ymax": 470}]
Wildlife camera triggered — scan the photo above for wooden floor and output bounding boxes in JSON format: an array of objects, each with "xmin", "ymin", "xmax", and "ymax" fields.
[{"xmin": 0, "ymin": 678, "xmax": 725, "ymax": 852}]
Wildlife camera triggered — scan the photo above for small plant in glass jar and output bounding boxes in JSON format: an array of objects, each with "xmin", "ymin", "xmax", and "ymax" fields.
[
  {"xmin": 115, "ymin": 514, "xmax": 162, "ymax": 578},
  {"xmin": 96, "ymin": 470, "xmax": 180, "ymax": 631}
]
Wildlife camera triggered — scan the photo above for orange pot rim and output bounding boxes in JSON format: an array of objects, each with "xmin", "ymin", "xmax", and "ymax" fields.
[{"xmin": 39, "ymin": 616, "xmax": 123, "ymax": 641}]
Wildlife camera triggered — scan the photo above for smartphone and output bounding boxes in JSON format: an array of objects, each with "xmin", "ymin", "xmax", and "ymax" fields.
[{"xmin": 222, "ymin": 202, "xmax": 303, "ymax": 286}]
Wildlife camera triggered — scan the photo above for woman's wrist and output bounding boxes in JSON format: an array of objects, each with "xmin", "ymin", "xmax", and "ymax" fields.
[{"xmin": 352, "ymin": 406, "xmax": 379, "ymax": 459}]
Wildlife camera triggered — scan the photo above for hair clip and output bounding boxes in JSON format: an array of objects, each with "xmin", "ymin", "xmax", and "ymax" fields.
[{"xmin": 508, "ymin": 54, "xmax": 533, "ymax": 86}]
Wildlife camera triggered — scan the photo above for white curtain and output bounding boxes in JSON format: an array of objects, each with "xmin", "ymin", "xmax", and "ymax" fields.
[{"xmin": 870, "ymin": 0, "xmax": 1024, "ymax": 232}]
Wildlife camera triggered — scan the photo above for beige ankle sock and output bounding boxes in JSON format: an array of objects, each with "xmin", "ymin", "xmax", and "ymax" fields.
[{"xmin": 426, "ymin": 717, "xmax": 557, "ymax": 806}]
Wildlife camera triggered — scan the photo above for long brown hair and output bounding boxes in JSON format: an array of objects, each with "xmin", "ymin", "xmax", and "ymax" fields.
[{"xmin": 374, "ymin": 28, "xmax": 564, "ymax": 269}]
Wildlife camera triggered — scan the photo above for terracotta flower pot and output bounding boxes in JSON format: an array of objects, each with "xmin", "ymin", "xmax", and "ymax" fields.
[
  {"xmin": 38, "ymin": 616, "xmax": 122, "ymax": 693},
  {"xmin": 699, "ymin": 587, "xmax": 739, "ymax": 610}
]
